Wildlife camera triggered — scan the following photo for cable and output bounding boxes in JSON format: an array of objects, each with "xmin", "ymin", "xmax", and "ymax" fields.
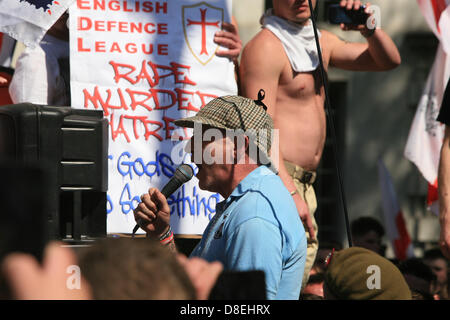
[{"xmin": 307, "ymin": 0, "xmax": 353, "ymax": 247}]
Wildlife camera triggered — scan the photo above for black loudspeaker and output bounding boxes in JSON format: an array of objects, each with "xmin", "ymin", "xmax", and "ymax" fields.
[{"xmin": 0, "ymin": 104, "xmax": 108, "ymax": 243}]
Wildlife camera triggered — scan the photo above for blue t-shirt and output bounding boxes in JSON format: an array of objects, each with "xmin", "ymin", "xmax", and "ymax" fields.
[{"xmin": 190, "ymin": 165, "xmax": 307, "ymax": 300}]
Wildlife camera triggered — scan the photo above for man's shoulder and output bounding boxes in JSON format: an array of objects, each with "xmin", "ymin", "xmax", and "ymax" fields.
[
  {"xmin": 241, "ymin": 29, "xmax": 288, "ymax": 77},
  {"xmin": 243, "ymin": 28, "xmax": 286, "ymax": 58}
]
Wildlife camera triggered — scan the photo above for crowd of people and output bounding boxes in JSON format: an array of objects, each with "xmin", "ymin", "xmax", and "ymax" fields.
[
  {"xmin": 2, "ymin": 216, "xmax": 448, "ymax": 300},
  {"xmin": 301, "ymin": 216, "xmax": 450, "ymax": 300},
  {"xmin": 0, "ymin": 0, "xmax": 449, "ymax": 301}
]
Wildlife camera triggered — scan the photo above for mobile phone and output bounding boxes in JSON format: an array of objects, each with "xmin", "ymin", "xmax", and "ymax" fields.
[{"xmin": 328, "ymin": 4, "xmax": 368, "ymax": 25}]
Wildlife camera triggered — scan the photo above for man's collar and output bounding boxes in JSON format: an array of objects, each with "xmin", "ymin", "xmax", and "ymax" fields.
[
  {"xmin": 215, "ymin": 165, "xmax": 274, "ymax": 213},
  {"xmin": 229, "ymin": 165, "xmax": 273, "ymax": 199}
]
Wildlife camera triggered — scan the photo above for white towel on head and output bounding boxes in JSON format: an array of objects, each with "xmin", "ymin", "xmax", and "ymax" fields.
[{"xmin": 261, "ymin": 9, "xmax": 321, "ymax": 73}]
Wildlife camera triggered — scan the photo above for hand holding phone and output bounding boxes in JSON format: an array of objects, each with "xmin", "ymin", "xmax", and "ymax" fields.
[
  {"xmin": 328, "ymin": 2, "xmax": 377, "ymax": 37},
  {"xmin": 328, "ymin": 4, "xmax": 369, "ymax": 26}
]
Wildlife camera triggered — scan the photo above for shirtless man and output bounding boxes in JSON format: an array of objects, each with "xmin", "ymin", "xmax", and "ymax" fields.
[{"xmin": 239, "ymin": 0, "xmax": 401, "ymax": 286}]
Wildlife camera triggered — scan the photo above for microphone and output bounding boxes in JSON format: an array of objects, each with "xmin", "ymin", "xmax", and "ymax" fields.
[{"xmin": 132, "ymin": 164, "xmax": 194, "ymax": 235}]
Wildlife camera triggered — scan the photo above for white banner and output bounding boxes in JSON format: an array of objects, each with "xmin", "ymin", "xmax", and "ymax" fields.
[
  {"xmin": 0, "ymin": 0, "xmax": 75, "ymax": 47},
  {"xmin": 69, "ymin": 0, "xmax": 237, "ymax": 234}
]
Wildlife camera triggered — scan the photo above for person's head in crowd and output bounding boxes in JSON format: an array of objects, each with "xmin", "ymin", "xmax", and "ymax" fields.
[
  {"xmin": 76, "ymin": 238, "xmax": 196, "ymax": 300},
  {"xmin": 351, "ymin": 216, "xmax": 386, "ymax": 255},
  {"xmin": 178, "ymin": 254, "xmax": 267, "ymax": 300},
  {"xmin": 300, "ymin": 272, "xmax": 324, "ymax": 299},
  {"xmin": 423, "ymin": 248, "xmax": 449, "ymax": 300},
  {"xmin": 301, "ymin": 293, "xmax": 324, "ymax": 300},
  {"xmin": 2, "ymin": 238, "xmax": 233, "ymax": 300},
  {"xmin": 324, "ymin": 247, "xmax": 412, "ymax": 300},
  {"xmin": 2, "ymin": 242, "xmax": 92, "ymax": 300},
  {"xmin": 398, "ymin": 258, "xmax": 437, "ymax": 300},
  {"xmin": 313, "ymin": 241, "xmax": 343, "ymax": 273}
]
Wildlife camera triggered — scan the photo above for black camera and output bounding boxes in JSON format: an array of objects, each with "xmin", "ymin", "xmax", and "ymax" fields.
[{"xmin": 328, "ymin": 4, "xmax": 369, "ymax": 25}]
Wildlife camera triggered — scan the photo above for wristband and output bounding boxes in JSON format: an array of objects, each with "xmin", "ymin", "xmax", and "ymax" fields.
[
  {"xmin": 159, "ymin": 226, "xmax": 172, "ymax": 241},
  {"xmin": 160, "ymin": 231, "xmax": 174, "ymax": 245},
  {"xmin": 159, "ymin": 226, "xmax": 174, "ymax": 245}
]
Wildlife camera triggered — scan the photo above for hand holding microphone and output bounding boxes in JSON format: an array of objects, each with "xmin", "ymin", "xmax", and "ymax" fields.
[
  {"xmin": 134, "ymin": 188, "xmax": 172, "ymax": 238},
  {"xmin": 132, "ymin": 164, "xmax": 194, "ymax": 237}
]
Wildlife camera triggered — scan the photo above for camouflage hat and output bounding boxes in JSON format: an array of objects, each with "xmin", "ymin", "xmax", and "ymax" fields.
[{"xmin": 174, "ymin": 90, "xmax": 274, "ymax": 164}]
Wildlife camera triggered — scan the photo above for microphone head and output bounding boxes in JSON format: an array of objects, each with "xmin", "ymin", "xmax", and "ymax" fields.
[
  {"xmin": 160, "ymin": 164, "xmax": 195, "ymax": 198},
  {"xmin": 174, "ymin": 164, "xmax": 194, "ymax": 183}
]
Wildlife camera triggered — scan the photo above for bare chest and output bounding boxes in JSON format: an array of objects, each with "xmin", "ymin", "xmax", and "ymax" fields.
[
  {"xmin": 278, "ymin": 70, "xmax": 322, "ymax": 99},
  {"xmin": 278, "ymin": 41, "xmax": 330, "ymax": 100}
]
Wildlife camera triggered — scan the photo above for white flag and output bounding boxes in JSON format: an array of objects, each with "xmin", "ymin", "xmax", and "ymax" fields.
[
  {"xmin": 404, "ymin": 0, "xmax": 450, "ymax": 213},
  {"xmin": 0, "ymin": 0, "xmax": 75, "ymax": 48}
]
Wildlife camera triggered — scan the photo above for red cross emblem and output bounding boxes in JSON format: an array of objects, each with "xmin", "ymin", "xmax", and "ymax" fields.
[{"xmin": 182, "ymin": 2, "xmax": 224, "ymax": 65}]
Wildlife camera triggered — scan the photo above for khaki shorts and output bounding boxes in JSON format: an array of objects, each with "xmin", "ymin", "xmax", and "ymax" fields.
[{"xmin": 284, "ymin": 161, "xmax": 318, "ymax": 290}]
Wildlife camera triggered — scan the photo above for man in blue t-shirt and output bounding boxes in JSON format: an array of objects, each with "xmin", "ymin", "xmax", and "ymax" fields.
[
  {"xmin": 437, "ymin": 82, "xmax": 450, "ymax": 260},
  {"xmin": 134, "ymin": 93, "xmax": 307, "ymax": 299}
]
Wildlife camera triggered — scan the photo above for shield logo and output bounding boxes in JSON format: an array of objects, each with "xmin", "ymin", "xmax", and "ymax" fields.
[{"xmin": 182, "ymin": 2, "xmax": 224, "ymax": 66}]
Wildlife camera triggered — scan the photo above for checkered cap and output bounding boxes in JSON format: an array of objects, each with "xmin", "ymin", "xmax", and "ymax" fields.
[{"xmin": 174, "ymin": 94, "xmax": 274, "ymax": 159}]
